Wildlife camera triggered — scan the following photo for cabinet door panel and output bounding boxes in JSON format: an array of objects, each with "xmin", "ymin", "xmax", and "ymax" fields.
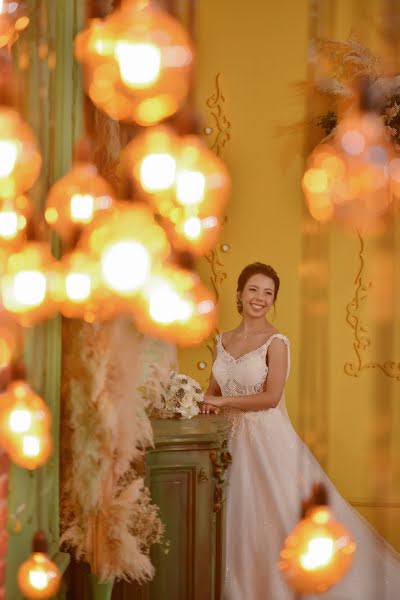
[{"xmin": 148, "ymin": 457, "xmax": 214, "ymax": 600}]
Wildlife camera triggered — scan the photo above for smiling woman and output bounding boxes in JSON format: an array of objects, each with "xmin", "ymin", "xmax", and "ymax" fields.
[
  {"xmin": 202, "ymin": 262, "xmax": 286, "ymax": 415},
  {"xmin": 201, "ymin": 261, "xmax": 400, "ymax": 600},
  {"xmin": 236, "ymin": 262, "xmax": 280, "ymax": 320}
]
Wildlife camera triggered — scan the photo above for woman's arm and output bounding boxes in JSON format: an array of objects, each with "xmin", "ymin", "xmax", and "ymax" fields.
[
  {"xmin": 201, "ymin": 346, "xmax": 222, "ymax": 414},
  {"xmin": 205, "ymin": 338, "xmax": 288, "ymax": 411},
  {"xmin": 205, "ymin": 372, "xmax": 222, "ymax": 396}
]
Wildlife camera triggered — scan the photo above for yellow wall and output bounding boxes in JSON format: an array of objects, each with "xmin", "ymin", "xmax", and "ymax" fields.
[
  {"xmin": 179, "ymin": 0, "xmax": 309, "ymax": 429},
  {"xmin": 179, "ymin": 0, "xmax": 400, "ymax": 550}
]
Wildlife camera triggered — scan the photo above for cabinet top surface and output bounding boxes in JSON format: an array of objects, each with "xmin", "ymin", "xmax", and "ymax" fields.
[{"xmin": 150, "ymin": 415, "xmax": 231, "ymax": 447}]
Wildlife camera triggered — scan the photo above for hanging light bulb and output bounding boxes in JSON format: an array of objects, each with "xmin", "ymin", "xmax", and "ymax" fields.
[
  {"xmin": 0, "ymin": 1, "xmax": 29, "ymax": 48},
  {"xmin": 79, "ymin": 201, "xmax": 170, "ymax": 300},
  {"xmin": 17, "ymin": 531, "xmax": 61, "ymax": 599},
  {"xmin": 162, "ymin": 212, "xmax": 222, "ymax": 256},
  {"xmin": 124, "ymin": 126, "xmax": 231, "ymax": 219},
  {"xmin": 1, "ymin": 242, "xmax": 56, "ymax": 326},
  {"xmin": 75, "ymin": 0, "xmax": 193, "ymax": 125},
  {"xmin": 50, "ymin": 250, "xmax": 114, "ymax": 322},
  {"xmin": 0, "ymin": 380, "xmax": 52, "ymax": 469},
  {"xmin": 7, "ymin": 428, "xmax": 52, "ymax": 470},
  {"xmin": 124, "ymin": 126, "xmax": 230, "ymax": 254},
  {"xmin": 134, "ymin": 264, "xmax": 216, "ymax": 346},
  {"xmin": 45, "ymin": 163, "xmax": 114, "ymax": 243},
  {"xmin": 0, "ymin": 195, "xmax": 31, "ymax": 249},
  {"xmin": 279, "ymin": 483, "xmax": 356, "ymax": 594},
  {"xmin": 303, "ymin": 79, "xmax": 397, "ymax": 231},
  {"xmin": 0, "ymin": 108, "xmax": 41, "ymax": 199}
]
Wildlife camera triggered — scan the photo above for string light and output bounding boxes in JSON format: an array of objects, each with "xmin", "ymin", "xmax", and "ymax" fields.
[
  {"xmin": 17, "ymin": 532, "xmax": 61, "ymax": 598},
  {"xmin": 0, "ymin": 380, "xmax": 52, "ymax": 470},
  {"xmin": 0, "ymin": 195, "xmax": 31, "ymax": 250},
  {"xmin": 79, "ymin": 201, "xmax": 170, "ymax": 299},
  {"xmin": 303, "ymin": 80, "xmax": 397, "ymax": 231},
  {"xmin": 0, "ymin": 108, "xmax": 41, "ymax": 200},
  {"xmin": 125, "ymin": 127, "xmax": 230, "ymax": 217},
  {"xmin": 1, "ymin": 242, "xmax": 56, "ymax": 326},
  {"xmin": 45, "ymin": 163, "xmax": 114, "ymax": 243},
  {"xmin": 75, "ymin": 0, "xmax": 193, "ymax": 125},
  {"xmin": 50, "ymin": 250, "xmax": 113, "ymax": 322},
  {"xmin": 134, "ymin": 265, "xmax": 217, "ymax": 346},
  {"xmin": 124, "ymin": 126, "xmax": 230, "ymax": 253},
  {"xmin": 279, "ymin": 484, "xmax": 356, "ymax": 594}
]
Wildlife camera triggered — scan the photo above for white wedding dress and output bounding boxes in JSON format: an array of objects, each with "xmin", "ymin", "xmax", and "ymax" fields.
[{"xmin": 212, "ymin": 333, "xmax": 400, "ymax": 600}]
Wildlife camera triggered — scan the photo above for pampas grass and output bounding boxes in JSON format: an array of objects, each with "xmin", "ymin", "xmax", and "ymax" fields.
[{"xmin": 60, "ymin": 318, "xmax": 164, "ymax": 583}]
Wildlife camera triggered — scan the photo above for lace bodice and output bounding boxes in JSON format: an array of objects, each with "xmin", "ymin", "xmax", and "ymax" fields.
[
  {"xmin": 212, "ymin": 333, "xmax": 290, "ymax": 436},
  {"xmin": 212, "ymin": 333, "xmax": 290, "ymax": 399}
]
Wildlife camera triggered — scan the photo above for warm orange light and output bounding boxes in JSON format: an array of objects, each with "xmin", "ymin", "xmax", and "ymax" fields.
[
  {"xmin": 0, "ymin": 1, "xmax": 29, "ymax": 48},
  {"xmin": 50, "ymin": 250, "xmax": 113, "ymax": 321},
  {"xmin": 0, "ymin": 108, "xmax": 41, "ymax": 199},
  {"xmin": 8, "ymin": 430, "xmax": 52, "ymax": 470},
  {"xmin": 45, "ymin": 163, "xmax": 114, "ymax": 242},
  {"xmin": 75, "ymin": 0, "xmax": 193, "ymax": 125},
  {"xmin": 124, "ymin": 127, "xmax": 229, "ymax": 254},
  {"xmin": 134, "ymin": 265, "xmax": 216, "ymax": 346},
  {"xmin": 1, "ymin": 242, "xmax": 55, "ymax": 326},
  {"xmin": 0, "ymin": 314, "xmax": 21, "ymax": 369},
  {"xmin": 17, "ymin": 533, "xmax": 61, "ymax": 598},
  {"xmin": 279, "ymin": 505, "xmax": 356, "ymax": 594},
  {"xmin": 79, "ymin": 201, "xmax": 170, "ymax": 298},
  {"xmin": 303, "ymin": 111, "xmax": 396, "ymax": 230},
  {"xmin": 163, "ymin": 213, "xmax": 222, "ymax": 255},
  {"xmin": 0, "ymin": 380, "xmax": 52, "ymax": 469},
  {"xmin": 0, "ymin": 195, "xmax": 31, "ymax": 249},
  {"xmin": 124, "ymin": 127, "xmax": 231, "ymax": 219}
]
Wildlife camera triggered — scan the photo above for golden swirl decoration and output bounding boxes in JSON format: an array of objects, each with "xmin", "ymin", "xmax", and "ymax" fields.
[
  {"xmin": 345, "ymin": 233, "xmax": 400, "ymax": 380},
  {"xmin": 196, "ymin": 74, "xmax": 232, "ymax": 371},
  {"xmin": 204, "ymin": 72, "xmax": 232, "ymax": 156}
]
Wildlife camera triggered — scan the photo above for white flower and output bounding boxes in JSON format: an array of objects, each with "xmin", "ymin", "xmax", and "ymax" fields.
[
  {"xmin": 157, "ymin": 371, "xmax": 204, "ymax": 419},
  {"xmin": 180, "ymin": 395, "xmax": 194, "ymax": 408}
]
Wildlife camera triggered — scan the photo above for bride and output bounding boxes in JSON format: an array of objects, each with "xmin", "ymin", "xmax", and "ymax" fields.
[{"xmin": 201, "ymin": 262, "xmax": 400, "ymax": 599}]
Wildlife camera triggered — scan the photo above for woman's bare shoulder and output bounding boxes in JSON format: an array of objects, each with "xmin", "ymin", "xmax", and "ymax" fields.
[{"xmin": 220, "ymin": 328, "xmax": 240, "ymax": 344}]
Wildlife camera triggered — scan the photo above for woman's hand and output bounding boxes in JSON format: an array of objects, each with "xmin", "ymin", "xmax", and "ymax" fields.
[{"xmin": 200, "ymin": 396, "xmax": 225, "ymax": 414}]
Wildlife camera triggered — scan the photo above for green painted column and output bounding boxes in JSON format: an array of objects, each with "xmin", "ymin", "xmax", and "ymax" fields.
[
  {"xmin": 6, "ymin": 2, "xmax": 84, "ymax": 598},
  {"xmin": 90, "ymin": 575, "xmax": 114, "ymax": 600}
]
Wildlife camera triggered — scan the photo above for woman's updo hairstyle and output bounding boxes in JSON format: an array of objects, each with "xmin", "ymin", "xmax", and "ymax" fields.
[{"xmin": 236, "ymin": 262, "xmax": 280, "ymax": 315}]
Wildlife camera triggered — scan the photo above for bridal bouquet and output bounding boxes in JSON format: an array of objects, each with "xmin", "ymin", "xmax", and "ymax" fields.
[{"xmin": 155, "ymin": 371, "xmax": 204, "ymax": 419}]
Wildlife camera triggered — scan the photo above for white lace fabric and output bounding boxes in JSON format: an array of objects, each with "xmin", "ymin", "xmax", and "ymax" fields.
[{"xmin": 212, "ymin": 333, "xmax": 290, "ymax": 437}]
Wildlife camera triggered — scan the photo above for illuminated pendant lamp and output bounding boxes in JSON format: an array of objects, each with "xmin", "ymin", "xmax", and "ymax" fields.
[
  {"xmin": 75, "ymin": 0, "xmax": 193, "ymax": 125},
  {"xmin": 45, "ymin": 162, "xmax": 114, "ymax": 244},
  {"xmin": 0, "ymin": 380, "xmax": 52, "ymax": 470},
  {"xmin": 279, "ymin": 483, "xmax": 356, "ymax": 595},
  {"xmin": 124, "ymin": 125, "xmax": 230, "ymax": 218},
  {"xmin": 0, "ymin": 107, "xmax": 42, "ymax": 200},
  {"xmin": 50, "ymin": 249, "xmax": 113, "ymax": 322},
  {"xmin": 1, "ymin": 241, "xmax": 56, "ymax": 326},
  {"xmin": 0, "ymin": 194, "xmax": 32, "ymax": 250},
  {"xmin": 303, "ymin": 77, "xmax": 397, "ymax": 231},
  {"xmin": 124, "ymin": 125, "xmax": 230, "ymax": 254},
  {"xmin": 78, "ymin": 201, "xmax": 170, "ymax": 300},
  {"xmin": 17, "ymin": 531, "xmax": 61, "ymax": 599},
  {"xmin": 133, "ymin": 264, "xmax": 216, "ymax": 346}
]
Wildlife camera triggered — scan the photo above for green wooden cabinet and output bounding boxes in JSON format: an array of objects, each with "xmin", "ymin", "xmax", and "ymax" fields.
[
  {"xmin": 147, "ymin": 415, "xmax": 231, "ymax": 600},
  {"xmin": 66, "ymin": 415, "xmax": 231, "ymax": 600}
]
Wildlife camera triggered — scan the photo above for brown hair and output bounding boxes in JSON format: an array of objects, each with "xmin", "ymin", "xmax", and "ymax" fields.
[{"xmin": 236, "ymin": 262, "xmax": 280, "ymax": 314}]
